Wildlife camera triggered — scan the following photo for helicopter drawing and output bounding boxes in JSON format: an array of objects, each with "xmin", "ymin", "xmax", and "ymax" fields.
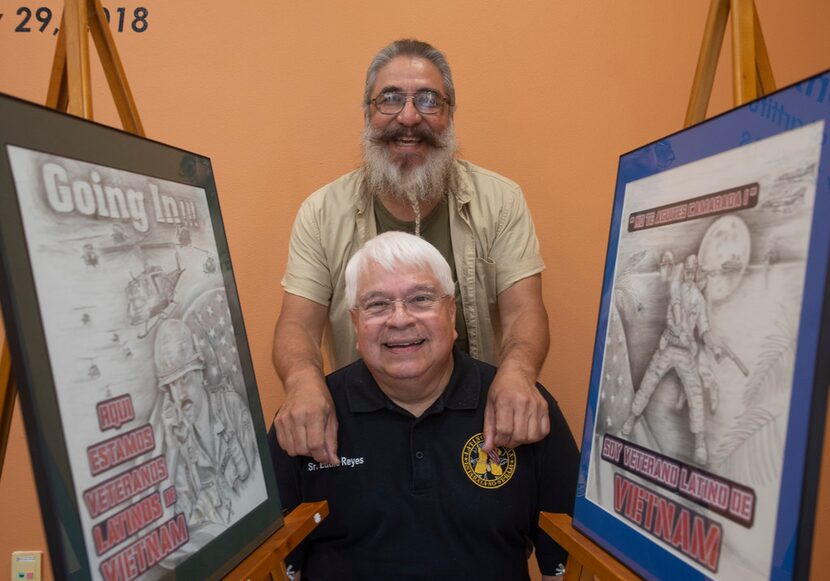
[
  {"xmin": 80, "ymin": 356, "xmax": 101, "ymax": 380},
  {"xmin": 82, "ymin": 243, "xmax": 99, "ymax": 267},
  {"xmin": 100, "ymin": 238, "xmax": 186, "ymax": 339}
]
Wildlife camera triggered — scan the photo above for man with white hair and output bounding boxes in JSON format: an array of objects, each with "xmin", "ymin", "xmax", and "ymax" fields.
[
  {"xmin": 272, "ymin": 232, "xmax": 579, "ymax": 580},
  {"xmin": 274, "ymin": 38, "xmax": 550, "ymax": 467}
]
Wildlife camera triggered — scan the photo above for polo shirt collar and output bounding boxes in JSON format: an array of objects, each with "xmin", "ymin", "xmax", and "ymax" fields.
[{"xmin": 344, "ymin": 347, "xmax": 481, "ymax": 414}]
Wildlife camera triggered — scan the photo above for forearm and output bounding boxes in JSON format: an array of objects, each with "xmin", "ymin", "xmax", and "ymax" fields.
[
  {"xmin": 273, "ymin": 320, "xmax": 325, "ymax": 394},
  {"xmin": 498, "ymin": 301, "xmax": 549, "ymax": 381},
  {"xmin": 484, "ymin": 275, "xmax": 551, "ymax": 449},
  {"xmin": 272, "ymin": 293, "xmax": 329, "ymax": 396},
  {"xmin": 497, "ymin": 274, "xmax": 550, "ymax": 381}
]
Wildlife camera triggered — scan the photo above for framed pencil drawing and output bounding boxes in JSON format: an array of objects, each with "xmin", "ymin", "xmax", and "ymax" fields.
[
  {"xmin": 0, "ymin": 93, "xmax": 282, "ymax": 580},
  {"xmin": 573, "ymin": 70, "xmax": 830, "ymax": 581}
]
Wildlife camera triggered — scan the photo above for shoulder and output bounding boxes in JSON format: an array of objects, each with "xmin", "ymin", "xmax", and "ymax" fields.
[
  {"xmin": 455, "ymin": 159, "xmax": 523, "ymax": 198},
  {"xmin": 453, "ymin": 160, "xmax": 531, "ymax": 226},
  {"xmin": 324, "ymin": 359, "xmax": 368, "ymax": 401},
  {"xmin": 298, "ymin": 168, "xmax": 364, "ymax": 214}
]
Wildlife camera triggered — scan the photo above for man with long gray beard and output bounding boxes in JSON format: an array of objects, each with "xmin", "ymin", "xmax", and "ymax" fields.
[{"xmin": 273, "ymin": 39, "xmax": 551, "ymax": 466}]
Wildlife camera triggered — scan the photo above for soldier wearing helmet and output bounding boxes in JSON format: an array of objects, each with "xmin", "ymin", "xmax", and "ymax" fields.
[
  {"xmin": 621, "ymin": 253, "xmax": 722, "ymax": 465},
  {"xmin": 154, "ymin": 318, "xmax": 256, "ymax": 527}
]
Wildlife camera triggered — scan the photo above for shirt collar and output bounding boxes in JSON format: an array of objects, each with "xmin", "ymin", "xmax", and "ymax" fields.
[{"xmin": 344, "ymin": 347, "xmax": 481, "ymax": 414}]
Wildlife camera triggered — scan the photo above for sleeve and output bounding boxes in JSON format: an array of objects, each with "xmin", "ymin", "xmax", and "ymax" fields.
[
  {"xmin": 532, "ymin": 389, "xmax": 580, "ymax": 576},
  {"xmin": 267, "ymin": 423, "xmax": 307, "ymax": 571},
  {"xmin": 281, "ymin": 198, "xmax": 333, "ymax": 306},
  {"xmin": 491, "ymin": 184, "xmax": 545, "ymax": 294}
]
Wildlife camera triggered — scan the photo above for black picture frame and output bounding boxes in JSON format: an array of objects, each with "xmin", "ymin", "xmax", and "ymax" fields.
[
  {"xmin": 573, "ymin": 70, "xmax": 830, "ymax": 580},
  {"xmin": 0, "ymin": 93, "xmax": 282, "ymax": 580}
]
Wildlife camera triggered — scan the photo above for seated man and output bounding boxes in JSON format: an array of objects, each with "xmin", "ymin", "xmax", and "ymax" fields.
[{"xmin": 271, "ymin": 232, "xmax": 579, "ymax": 580}]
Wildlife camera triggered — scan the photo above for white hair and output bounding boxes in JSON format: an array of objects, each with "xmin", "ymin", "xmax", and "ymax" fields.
[{"xmin": 345, "ymin": 231, "xmax": 454, "ymax": 307}]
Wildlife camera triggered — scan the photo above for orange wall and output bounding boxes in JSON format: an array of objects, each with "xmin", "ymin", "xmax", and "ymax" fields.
[{"xmin": 1, "ymin": 1, "xmax": 829, "ymax": 579}]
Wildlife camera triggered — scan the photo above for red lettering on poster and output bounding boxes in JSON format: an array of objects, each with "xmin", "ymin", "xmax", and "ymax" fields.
[
  {"xmin": 87, "ymin": 424, "xmax": 156, "ymax": 476},
  {"xmin": 83, "ymin": 456, "xmax": 168, "ymax": 519},
  {"xmin": 97, "ymin": 395, "xmax": 135, "ymax": 431},
  {"xmin": 613, "ymin": 473, "xmax": 722, "ymax": 573},
  {"xmin": 92, "ymin": 492, "xmax": 164, "ymax": 556},
  {"xmin": 99, "ymin": 514, "xmax": 189, "ymax": 581}
]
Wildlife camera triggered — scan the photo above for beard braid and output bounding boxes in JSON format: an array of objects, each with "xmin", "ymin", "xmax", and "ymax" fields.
[{"xmin": 361, "ymin": 122, "xmax": 457, "ymax": 235}]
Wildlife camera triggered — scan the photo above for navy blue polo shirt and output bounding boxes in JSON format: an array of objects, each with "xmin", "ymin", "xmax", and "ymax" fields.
[{"xmin": 271, "ymin": 349, "xmax": 579, "ymax": 580}]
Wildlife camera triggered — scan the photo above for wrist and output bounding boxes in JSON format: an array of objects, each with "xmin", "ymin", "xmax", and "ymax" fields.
[{"xmin": 282, "ymin": 366, "xmax": 327, "ymax": 397}]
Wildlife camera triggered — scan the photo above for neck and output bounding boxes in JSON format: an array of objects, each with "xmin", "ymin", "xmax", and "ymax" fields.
[
  {"xmin": 376, "ymin": 359, "xmax": 454, "ymax": 417},
  {"xmin": 377, "ymin": 193, "xmax": 442, "ymax": 222}
]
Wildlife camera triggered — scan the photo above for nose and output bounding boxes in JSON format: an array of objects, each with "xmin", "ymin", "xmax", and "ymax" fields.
[
  {"xmin": 395, "ymin": 99, "xmax": 422, "ymax": 126},
  {"xmin": 386, "ymin": 300, "xmax": 416, "ymax": 326}
]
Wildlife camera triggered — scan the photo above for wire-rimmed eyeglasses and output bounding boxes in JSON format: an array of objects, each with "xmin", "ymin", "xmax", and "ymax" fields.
[
  {"xmin": 368, "ymin": 90, "xmax": 450, "ymax": 116},
  {"xmin": 353, "ymin": 292, "xmax": 452, "ymax": 319}
]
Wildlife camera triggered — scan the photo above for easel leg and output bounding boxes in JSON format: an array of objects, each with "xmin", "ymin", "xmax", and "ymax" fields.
[
  {"xmin": 86, "ymin": 0, "xmax": 144, "ymax": 134},
  {"xmin": 563, "ymin": 557, "xmax": 584, "ymax": 581},
  {"xmin": 0, "ymin": 340, "xmax": 16, "ymax": 482},
  {"xmin": 731, "ymin": 0, "xmax": 758, "ymax": 105},
  {"xmin": 46, "ymin": 23, "xmax": 68, "ymax": 111},
  {"xmin": 684, "ymin": 0, "xmax": 730, "ymax": 127},
  {"xmin": 63, "ymin": 0, "xmax": 93, "ymax": 119},
  {"xmin": 753, "ymin": 6, "xmax": 775, "ymax": 94}
]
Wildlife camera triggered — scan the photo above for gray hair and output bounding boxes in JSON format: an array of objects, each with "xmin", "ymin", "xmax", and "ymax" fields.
[
  {"xmin": 363, "ymin": 39, "xmax": 456, "ymax": 120},
  {"xmin": 345, "ymin": 231, "xmax": 454, "ymax": 307}
]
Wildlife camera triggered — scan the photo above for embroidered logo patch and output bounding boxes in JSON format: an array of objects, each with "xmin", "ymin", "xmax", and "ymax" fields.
[{"xmin": 461, "ymin": 433, "xmax": 516, "ymax": 489}]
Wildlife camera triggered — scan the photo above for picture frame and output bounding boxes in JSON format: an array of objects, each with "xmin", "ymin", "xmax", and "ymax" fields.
[
  {"xmin": 0, "ymin": 93, "xmax": 283, "ymax": 580},
  {"xmin": 573, "ymin": 70, "xmax": 830, "ymax": 581}
]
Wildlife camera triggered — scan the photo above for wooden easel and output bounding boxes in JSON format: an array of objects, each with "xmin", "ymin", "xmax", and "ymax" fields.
[
  {"xmin": 0, "ymin": 0, "xmax": 141, "ymax": 484},
  {"xmin": 0, "ymin": 1, "xmax": 324, "ymax": 578},
  {"xmin": 540, "ymin": 1, "xmax": 777, "ymax": 579}
]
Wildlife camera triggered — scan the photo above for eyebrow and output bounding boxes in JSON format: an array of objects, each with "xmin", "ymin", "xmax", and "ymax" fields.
[
  {"xmin": 377, "ymin": 86, "xmax": 439, "ymax": 95},
  {"xmin": 358, "ymin": 283, "xmax": 439, "ymax": 302},
  {"xmin": 377, "ymin": 85, "xmax": 402, "ymax": 94}
]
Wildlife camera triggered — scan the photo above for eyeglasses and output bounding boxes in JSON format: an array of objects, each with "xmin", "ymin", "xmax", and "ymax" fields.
[
  {"xmin": 354, "ymin": 292, "xmax": 451, "ymax": 318},
  {"xmin": 368, "ymin": 90, "xmax": 449, "ymax": 116}
]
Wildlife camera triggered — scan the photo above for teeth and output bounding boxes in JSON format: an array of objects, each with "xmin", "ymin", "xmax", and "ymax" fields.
[{"xmin": 386, "ymin": 339, "xmax": 424, "ymax": 348}]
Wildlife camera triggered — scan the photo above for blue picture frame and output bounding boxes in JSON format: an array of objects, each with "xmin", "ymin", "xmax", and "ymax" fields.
[{"xmin": 573, "ymin": 70, "xmax": 830, "ymax": 581}]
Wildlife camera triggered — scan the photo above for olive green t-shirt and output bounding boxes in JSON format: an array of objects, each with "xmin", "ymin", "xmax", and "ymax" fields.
[{"xmin": 374, "ymin": 199, "xmax": 470, "ymax": 354}]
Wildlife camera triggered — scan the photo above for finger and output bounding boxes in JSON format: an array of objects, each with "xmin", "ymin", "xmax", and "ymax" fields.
[
  {"xmin": 482, "ymin": 403, "xmax": 497, "ymax": 453},
  {"xmin": 524, "ymin": 400, "xmax": 550, "ymax": 445},
  {"xmin": 324, "ymin": 415, "xmax": 340, "ymax": 465},
  {"xmin": 492, "ymin": 397, "xmax": 515, "ymax": 449},
  {"xmin": 275, "ymin": 411, "xmax": 298, "ymax": 456},
  {"xmin": 506, "ymin": 400, "xmax": 530, "ymax": 448},
  {"xmin": 305, "ymin": 414, "xmax": 329, "ymax": 464}
]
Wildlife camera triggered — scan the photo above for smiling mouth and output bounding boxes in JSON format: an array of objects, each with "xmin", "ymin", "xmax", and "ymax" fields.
[
  {"xmin": 384, "ymin": 338, "xmax": 425, "ymax": 349},
  {"xmin": 393, "ymin": 136, "xmax": 422, "ymax": 146}
]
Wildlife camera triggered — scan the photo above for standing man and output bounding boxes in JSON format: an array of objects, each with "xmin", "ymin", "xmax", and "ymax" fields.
[
  {"xmin": 621, "ymin": 254, "xmax": 722, "ymax": 464},
  {"xmin": 274, "ymin": 39, "xmax": 551, "ymax": 465},
  {"xmin": 272, "ymin": 232, "xmax": 579, "ymax": 580}
]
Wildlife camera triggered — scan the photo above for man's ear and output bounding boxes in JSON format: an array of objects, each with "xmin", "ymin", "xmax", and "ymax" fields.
[{"xmin": 449, "ymin": 300, "xmax": 458, "ymax": 341}]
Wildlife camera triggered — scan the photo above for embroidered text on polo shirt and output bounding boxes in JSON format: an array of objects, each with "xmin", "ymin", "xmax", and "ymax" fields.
[{"xmin": 306, "ymin": 456, "xmax": 365, "ymax": 472}]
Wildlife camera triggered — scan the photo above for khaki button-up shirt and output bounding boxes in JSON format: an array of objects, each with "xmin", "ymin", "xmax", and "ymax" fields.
[{"xmin": 281, "ymin": 159, "xmax": 545, "ymax": 370}]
